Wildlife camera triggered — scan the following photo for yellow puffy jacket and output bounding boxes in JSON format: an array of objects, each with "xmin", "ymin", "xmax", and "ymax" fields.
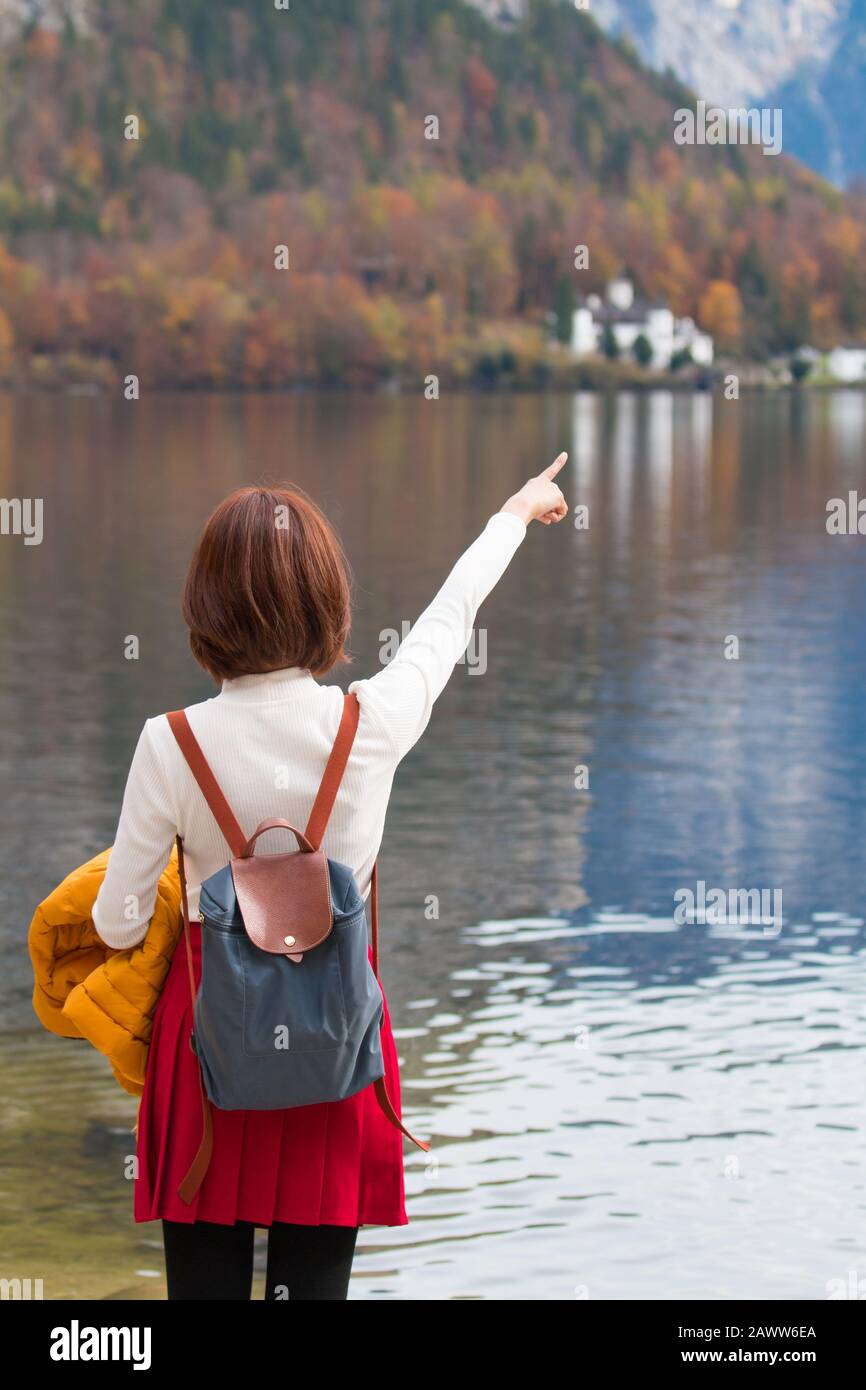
[{"xmin": 28, "ymin": 847, "xmax": 182, "ymax": 1097}]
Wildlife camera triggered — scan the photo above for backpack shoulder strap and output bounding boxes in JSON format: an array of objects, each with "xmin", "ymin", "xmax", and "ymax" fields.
[
  {"xmin": 166, "ymin": 709, "xmax": 247, "ymax": 858},
  {"xmin": 166, "ymin": 690, "xmax": 359, "ymax": 859},
  {"xmin": 304, "ymin": 691, "xmax": 360, "ymax": 849}
]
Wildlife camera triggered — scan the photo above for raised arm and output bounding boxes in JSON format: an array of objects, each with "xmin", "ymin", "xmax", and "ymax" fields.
[{"xmin": 350, "ymin": 454, "xmax": 567, "ymax": 760}]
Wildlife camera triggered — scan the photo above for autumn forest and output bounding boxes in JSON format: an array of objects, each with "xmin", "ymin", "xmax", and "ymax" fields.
[{"xmin": 1, "ymin": 0, "xmax": 865, "ymax": 389}]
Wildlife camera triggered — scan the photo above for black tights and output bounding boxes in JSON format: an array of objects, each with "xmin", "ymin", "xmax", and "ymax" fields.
[{"xmin": 162, "ymin": 1218, "xmax": 358, "ymax": 1300}]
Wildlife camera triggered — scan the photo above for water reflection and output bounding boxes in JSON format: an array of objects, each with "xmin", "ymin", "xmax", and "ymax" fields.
[{"xmin": 1, "ymin": 390, "xmax": 865, "ymax": 1298}]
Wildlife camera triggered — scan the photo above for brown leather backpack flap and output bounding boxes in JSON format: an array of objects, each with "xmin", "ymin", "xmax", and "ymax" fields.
[{"xmin": 231, "ymin": 848, "xmax": 333, "ymax": 958}]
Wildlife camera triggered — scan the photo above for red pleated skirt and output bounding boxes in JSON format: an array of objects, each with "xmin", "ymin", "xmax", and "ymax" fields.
[{"xmin": 134, "ymin": 922, "xmax": 408, "ymax": 1228}]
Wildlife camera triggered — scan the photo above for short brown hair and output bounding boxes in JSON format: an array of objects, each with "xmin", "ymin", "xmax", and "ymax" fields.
[{"xmin": 182, "ymin": 485, "xmax": 352, "ymax": 682}]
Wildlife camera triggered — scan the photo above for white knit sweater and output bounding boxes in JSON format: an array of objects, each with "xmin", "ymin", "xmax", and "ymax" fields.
[{"xmin": 92, "ymin": 511, "xmax": 526, "ymax": 949}]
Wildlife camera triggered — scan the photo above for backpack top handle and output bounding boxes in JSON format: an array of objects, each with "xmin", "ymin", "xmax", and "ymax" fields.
[{"xmin": 239, "ymin": 819, "xmax": 316, "ymax": 858}]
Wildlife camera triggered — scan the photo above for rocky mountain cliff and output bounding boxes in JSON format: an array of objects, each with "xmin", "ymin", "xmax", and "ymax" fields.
[{"xmin": 469, "ymin": 0, "xmax": 866, "ymax": 185}]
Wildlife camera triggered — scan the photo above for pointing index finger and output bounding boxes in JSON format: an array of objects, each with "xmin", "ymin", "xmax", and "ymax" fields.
[{"xmin": 542, "ymin": 452, "xmax": 568, "ymax": 480}]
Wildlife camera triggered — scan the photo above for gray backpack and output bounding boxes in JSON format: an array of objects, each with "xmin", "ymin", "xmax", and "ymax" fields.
[{"xmin": 167, "ymin": 691, "xmax": 428, "ymax": 1204}]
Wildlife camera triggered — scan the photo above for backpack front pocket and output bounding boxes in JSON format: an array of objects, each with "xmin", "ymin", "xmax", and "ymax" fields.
[{"xmin": 238, "ymin": 930, "xmax": 349, "ymax": 1058}]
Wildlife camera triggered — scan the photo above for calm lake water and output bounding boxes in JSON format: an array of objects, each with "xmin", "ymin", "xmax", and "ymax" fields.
[{"xmin": 2, "ymin": 389, "xmax": 865, "ymax": 1300}]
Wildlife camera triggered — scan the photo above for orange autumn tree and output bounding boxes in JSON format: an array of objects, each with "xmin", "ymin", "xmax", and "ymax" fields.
[
  {"xmin": 464, "ymin": 56, "xmax": 498, "ymax": 116},
  {"xmin": 699, "ymin": 280, "xmax": 744, "ymax": 353},
  {"xmin": 0, "ymin": 306, "xmax": 14, "ymax": 373}
]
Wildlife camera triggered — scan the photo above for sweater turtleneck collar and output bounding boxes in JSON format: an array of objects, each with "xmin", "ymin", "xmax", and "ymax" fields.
[{"xmin": 217, "ymin": 667, "xmax": 319, "ymax": 704}]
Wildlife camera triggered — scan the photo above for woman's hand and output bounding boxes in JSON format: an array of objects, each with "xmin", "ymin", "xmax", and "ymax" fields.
[{"xmin": 501, "ymin": 453, "xmax": 568, "ymax": 526}]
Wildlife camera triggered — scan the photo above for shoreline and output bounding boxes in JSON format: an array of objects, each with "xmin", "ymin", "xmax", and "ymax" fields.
[{"xmin": 0, "ymin": 379, "xmax": 863, "ymax": 397}]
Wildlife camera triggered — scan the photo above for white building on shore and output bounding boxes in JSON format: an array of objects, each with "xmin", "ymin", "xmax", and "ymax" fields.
[
  {"xmin": 571, "ymin": 274, "xmax": 714, "ymax": 370},
  {"xmin": 826, "ymin": 345, "xmax": 866, "ymax": 383}
]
